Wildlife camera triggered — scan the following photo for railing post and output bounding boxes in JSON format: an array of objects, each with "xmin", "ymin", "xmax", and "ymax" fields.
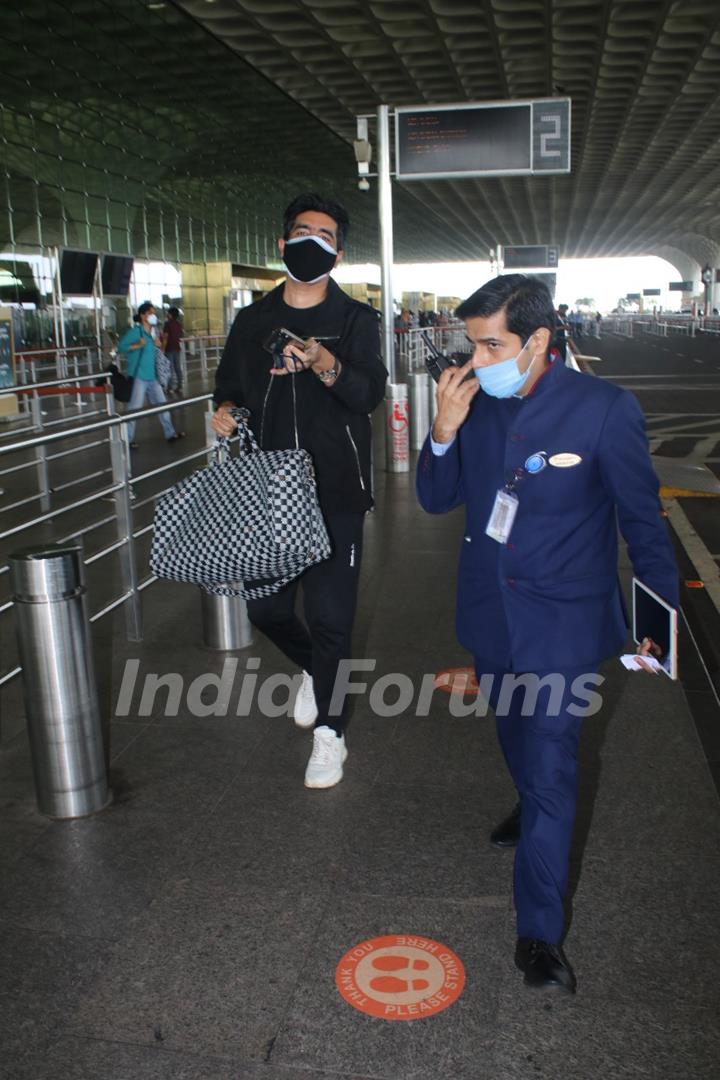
[
  {"xmin": 31, "ymin": 391, "xmax": 51, "ymax": 513},
  {"xmin": 199, "ymin": 338, "xmax": 208, "ymax": 380},
  {"xmin": 104, "ymin": 375, "xmax": 116, "ymax": 417},
  {"xmin": 180, "ymin": 340, "xmax": 188, "ymax": 390},
  {"xmin": 17, "ymin": 355, "xmax": 30, "ymax": 416},
  {"xmin": 205, "ymin": 399, "xmax": 217, "ymax": 464},
  {"xmin": 108, "ymin": 423, "xmax": 143, "ymax": 642}
]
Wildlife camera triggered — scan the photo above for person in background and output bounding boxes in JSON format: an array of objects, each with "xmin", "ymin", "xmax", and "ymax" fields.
[
  {"xmin": 162, "ymin": 306, "xmax": 184, "ymax": 397},
  {"xmin": 553, "ymin": 303, "xmax": 570, "ymax": 361},
  {"xmin": 117, "ymin": 301, "xmax": 185, "ymax": 449}
]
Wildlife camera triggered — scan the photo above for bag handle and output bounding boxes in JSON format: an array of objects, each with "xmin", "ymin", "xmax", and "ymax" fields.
[
  {"xmin": 214, "ymin": 407, "xmax": 257, "ymax": 463},
  {"xmin": 260, "ymin": 371, "xmax": 300, "ymax": 451}
]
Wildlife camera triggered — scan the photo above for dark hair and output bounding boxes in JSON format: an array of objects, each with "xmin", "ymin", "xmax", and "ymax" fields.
[
  {"xmin": 282, "ymin": 192, "xmax": 349, "ymax": 249},
  {"xmin": 137, "ymin": 300, "xmax": 154, "ymax": 317},
  {"xmin": 455, "ymin": 275, "xmax": 557, "ymax": 342},
  {"xmin": 168, "ymin": 306, "xmax": 179, "ymax": 318}
]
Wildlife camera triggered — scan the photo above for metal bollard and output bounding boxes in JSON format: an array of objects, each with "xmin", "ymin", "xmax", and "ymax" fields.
[
  {"xmin": 385, "ymin": 382, "xmax": 409, "ymax": 472},
  {"xmin": 9, "ymin": 545, "xmax": 109, "ymax": 819},
  {"xmin": 200, "ymin": 589, "xmax": 253, "ymax": 651},
  {"xmin": 428, "ymin": 373, "xmax": 438, "ymax": 426},
  {"xmin": 408, "ymin": 372, "xmax": 431, "ymax": 450}
]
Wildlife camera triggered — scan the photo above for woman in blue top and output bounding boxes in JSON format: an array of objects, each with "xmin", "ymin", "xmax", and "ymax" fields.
[{"xmin": 117, "ymin": 301, "xmax": 184, "ymax": 447}]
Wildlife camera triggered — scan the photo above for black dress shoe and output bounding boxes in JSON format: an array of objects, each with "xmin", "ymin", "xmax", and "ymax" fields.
[
  {"xmin": 515, "ymin": 938, "xmax": 577, "ymax": 993},
  {"xmin": 490, "ymin": 802, "xmax": 521, "ymax": 848}
]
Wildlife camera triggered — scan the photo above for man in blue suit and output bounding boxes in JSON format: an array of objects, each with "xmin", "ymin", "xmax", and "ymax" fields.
[{"xmin": 416, "ymin": 275, "xmax": 678, "ymax": 993}]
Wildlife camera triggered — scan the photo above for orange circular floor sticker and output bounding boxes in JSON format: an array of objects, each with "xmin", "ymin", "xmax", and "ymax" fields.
[
  {"xmin": 433, "ymin": 667, "xmax": 479, "ymax": 695},
  {"xmin": 336, "ymin": 935, "xmax": 465, "ymax": 1021}
]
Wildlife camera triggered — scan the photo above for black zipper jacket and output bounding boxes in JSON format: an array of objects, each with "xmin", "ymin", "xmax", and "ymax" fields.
[{"xmin": 214, "ymin": 279, "xmax": 388, "ymax": 513}]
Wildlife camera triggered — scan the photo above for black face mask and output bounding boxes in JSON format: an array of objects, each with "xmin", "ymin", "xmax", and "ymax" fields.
[{"xmin": 282, "ymin": 235, "xmax": 337, "ymax": 283}]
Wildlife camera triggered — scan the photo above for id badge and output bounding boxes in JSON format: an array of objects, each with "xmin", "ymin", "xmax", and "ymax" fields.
[{"xmin": 485, "ymin": 489, "xmax": 519, "ymax": 544}]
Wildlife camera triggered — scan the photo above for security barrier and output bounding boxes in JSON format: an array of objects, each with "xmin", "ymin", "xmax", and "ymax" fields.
[
  {"xmin": 9, "ymin": 544, "xmax": 109, "ymax": 819},
  {"xmin": 201, "ymin": 590, "xmax": 253, "ymax": 652}
]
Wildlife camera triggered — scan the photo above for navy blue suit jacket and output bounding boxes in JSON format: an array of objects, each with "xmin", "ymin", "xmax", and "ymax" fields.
[{"xmin": 416, "ymin": 361, "xmax": 679, "ymax": 671}]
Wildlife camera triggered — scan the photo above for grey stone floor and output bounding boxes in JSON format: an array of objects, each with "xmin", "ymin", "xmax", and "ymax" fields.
[{"xmin": 1, "ymin": 467, "xmax": 719, "ymax": 1080}]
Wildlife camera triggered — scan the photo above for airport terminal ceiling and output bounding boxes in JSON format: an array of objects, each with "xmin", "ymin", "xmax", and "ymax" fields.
[{"xmin": 2, "ymin": 0, "xmax": 720, "ymax": 269}]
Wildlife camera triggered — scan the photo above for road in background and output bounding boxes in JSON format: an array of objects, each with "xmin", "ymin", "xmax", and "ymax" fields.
[{"xmin": 583, "ymin": 331, "xmax": 720, "ymax": 768}]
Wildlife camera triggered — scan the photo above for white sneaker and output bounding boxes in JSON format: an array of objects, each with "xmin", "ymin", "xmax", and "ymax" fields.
[
  {"xmin": 293, "ymin": 670, "xmax": 319, "ymax": 729},
  {"xmin": 304, "ymin": 726, "xmax": 348, "ymax": 789}
]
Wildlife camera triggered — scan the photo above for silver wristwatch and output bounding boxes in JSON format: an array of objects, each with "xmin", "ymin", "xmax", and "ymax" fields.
[{"xmin": 315, "ymin": 365, "xmax": 339, "ymax": 383}]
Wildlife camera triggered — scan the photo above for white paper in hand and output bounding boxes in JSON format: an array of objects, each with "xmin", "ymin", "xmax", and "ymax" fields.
[{"xmin": 619, "ymin": 653, "xmax": 667, "ymax": 675}]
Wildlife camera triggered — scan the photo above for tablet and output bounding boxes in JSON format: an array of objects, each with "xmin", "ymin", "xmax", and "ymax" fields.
[{"xmin": 632, "ymin": 577, "xmax": 678, "ymax": 680}]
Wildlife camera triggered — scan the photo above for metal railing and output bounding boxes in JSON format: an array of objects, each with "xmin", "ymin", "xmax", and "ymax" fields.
[
  {"xmin": 0, "ymin": 391, "xmax": 216, "ymax": 692},
  {"xmin": 181, "ymin": 335, "xmax": 224, "ymax": 381},
  {"xmin": 393, "ymin": 324, "xmax": 470, "ymax": 379},
  {"xmin": 11, "ymin": 334, "xmax": 225, "ymax": 392},
  {"xmin": 603, "ymin": 314, "xmax": 720, "ymax": 339},
  {"xmin": 0, "ymin": 372, "xmax": 118, "ymax": 513}
]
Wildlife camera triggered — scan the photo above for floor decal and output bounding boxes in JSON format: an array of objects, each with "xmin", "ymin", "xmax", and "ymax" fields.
[
  {"xmin": 433, "ymin": 667, "xmax": 479, "ymax": 695},
  {"xmin": 336, "ymin": 934, "xmax": 465, "ymax": 1020}
]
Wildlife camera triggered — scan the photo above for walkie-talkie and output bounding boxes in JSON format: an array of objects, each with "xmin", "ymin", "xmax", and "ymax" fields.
[{"xmin": 421, "ymin": 332, "xmax": 474, "ymax": 383}]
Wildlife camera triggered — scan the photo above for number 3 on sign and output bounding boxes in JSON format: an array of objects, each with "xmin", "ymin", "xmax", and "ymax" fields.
[{"xmin": 540, "ymin": 115, "xmax": 562, "ymax": 158}]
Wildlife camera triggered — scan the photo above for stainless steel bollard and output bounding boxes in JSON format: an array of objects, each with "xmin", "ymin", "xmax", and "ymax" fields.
[
  {"xmin": 201, "ymin": 589, "xmax": 254, "ymax": 651},
  {"xmin": 9, "ymin": 545, "xmax": 109, "ymax": 820},
  {"xmin": 385, "ymin": 382, "xmax": 409, "ymax": 472},
  {"xmin": 408, "ymin": 372, "xmax": 431, "ymax": 450},
  {"xmin": 429, "ymin": 373, "xmax": 439, "ymax": 426}
]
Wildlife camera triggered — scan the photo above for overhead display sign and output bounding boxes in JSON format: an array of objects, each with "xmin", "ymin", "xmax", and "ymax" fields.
[
  {"xmin": 626, "ymin": 294, "xmax": 641, "ymax": 301},
  {"xmin": 530, "ymin": 272, "xmax": 557, "ymax": 298},
  {"xmin": 101, "ymin": 255, "xmax": 134, "ymax": 297},
  {"xmin": 642, "ymin": 288, "xmax": 661, "ymax": 296},
  {"xmin": 395, "ymin": 98, "xmax": 571, "ymax": 180},
  {"xmin": 60, "ymin": 250, "xmax": 97, "ymax": 296},
  {"xmin": 669, "ymin": 281, "xmax": 694, "ymax": 291},
  {"xmin": 501, "ymin": 245, "xmax": 559, "ymax": 269}
]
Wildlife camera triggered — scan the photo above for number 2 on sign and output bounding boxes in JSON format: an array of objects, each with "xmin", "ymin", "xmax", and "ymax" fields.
[{"xmin": 540, "ymin": 115, "xmax": 562, "ymax": 158}]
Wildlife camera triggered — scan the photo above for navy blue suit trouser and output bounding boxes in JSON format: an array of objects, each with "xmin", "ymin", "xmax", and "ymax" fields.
[{"xmin": 477, "ymin": 662, "xmax": 596, "ymax": 945}]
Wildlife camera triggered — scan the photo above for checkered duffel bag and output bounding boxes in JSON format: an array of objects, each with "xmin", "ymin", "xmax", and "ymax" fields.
[
  {"xmin": 150, "ymin": 408, "xmax": 331, "ymax": 599},
  {"xmin": 155, "ymin": 347, "xmax": 171, "ymax": 390}
]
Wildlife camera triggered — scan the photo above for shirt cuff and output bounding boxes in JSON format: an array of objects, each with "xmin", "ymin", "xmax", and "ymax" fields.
[{"xmin": 430, "ymin": 434, "xmax": 456, "ymax": 456}]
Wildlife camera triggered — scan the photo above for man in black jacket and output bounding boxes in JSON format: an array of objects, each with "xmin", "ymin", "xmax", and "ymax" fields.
[{"xmin": 213, "ymin": 193, "xmax": 387, "ymax": 788}]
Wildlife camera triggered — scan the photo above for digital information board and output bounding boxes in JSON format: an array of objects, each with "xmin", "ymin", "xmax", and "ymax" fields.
[
  {"xmin": 395, "ymin": 98, "xmax": 571, "ymax": 180},
  {"xmin": 669, "ymin": 281, "xmax": 694, "ymax": 291},
  {"xmin": 529, "ymin": 272, "xmax": 557, "ymax": 299},
  {"xmin": 642, "ymin": 288, "xmax": 661, "ymax": 297},
  {"xmin": 502, "ymin": 245, "xmax": 559, "ymax": 270}
]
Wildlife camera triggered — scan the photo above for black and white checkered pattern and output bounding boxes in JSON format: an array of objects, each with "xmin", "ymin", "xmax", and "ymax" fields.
[
  {"xmin": 150, "ymin": 417, "xmax": 331, "ymax": 599},
  {"xmin": 155, "ymin": 348, "xmax": 171, "ymax": 389}
]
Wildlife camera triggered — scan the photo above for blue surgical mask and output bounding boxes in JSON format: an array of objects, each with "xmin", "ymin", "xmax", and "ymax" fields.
[{"xmin": 475, "ymin": 340, "xmax": 535, "ymax": 398}]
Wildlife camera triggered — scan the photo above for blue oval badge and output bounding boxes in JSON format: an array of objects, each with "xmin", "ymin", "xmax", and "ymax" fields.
[{"xmin": 524, "ymin": 452, "xmax": 547, "ymax": 475}]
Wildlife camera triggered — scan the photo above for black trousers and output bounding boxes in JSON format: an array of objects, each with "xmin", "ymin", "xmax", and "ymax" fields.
[{"xmin": 246, "ymin": 512, "xmax": 365, "ymax": 733}]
